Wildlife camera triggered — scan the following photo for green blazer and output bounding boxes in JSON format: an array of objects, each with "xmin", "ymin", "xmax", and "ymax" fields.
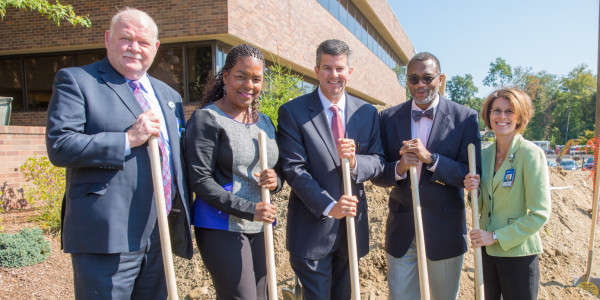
[{"xmin": 477, "ymin": 134, "xmax": 551, "ymax": 257}]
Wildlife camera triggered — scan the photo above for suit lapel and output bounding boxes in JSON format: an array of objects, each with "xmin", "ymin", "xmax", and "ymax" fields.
[
  {"xmin": 308, "ymin": 89, "xmax": 340, "ymax": 169},
  {"xmin": 98, "ymin": 58, "xmax": 143, "ymax": 118},
  {"xmin": 345, "ymin": 93, "xmax": 360, "ymax": 141},
  {"xmin": 150, "ymin": 77, "xmax": 179, "ymax": 145},
  {"xmin": 426, "ymin": 96, "xmax": 451, "ymax": 151},
  {"xmin": 393, "ymin": 100, "xmax": 413, "ymax": 145}
]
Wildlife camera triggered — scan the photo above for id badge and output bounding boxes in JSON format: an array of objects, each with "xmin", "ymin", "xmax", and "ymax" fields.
[{"xmin": 503, "ymin": 169, "xmax": 515, "ymax": 187}]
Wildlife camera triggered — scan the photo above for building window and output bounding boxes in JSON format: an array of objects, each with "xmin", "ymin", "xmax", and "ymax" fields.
[
  {"xmin": 148, "ymin": 47, "xmax": 184, "ymax": 95},
  {"xmin": 0, "ymin": 58, "xmax": 23, "ymax": 111},
  {"xmin": 24, "ymin": 55, "xmax": 73, "ymax": 110},
  {"xmin": 186, "ymin": 45, "xmax": 212, "ymax": 102}
]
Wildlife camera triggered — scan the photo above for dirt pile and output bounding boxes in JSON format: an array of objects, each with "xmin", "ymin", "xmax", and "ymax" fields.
[{"xmin": 1, "ymin": 167, "xmax": 600, "ymax": 299}]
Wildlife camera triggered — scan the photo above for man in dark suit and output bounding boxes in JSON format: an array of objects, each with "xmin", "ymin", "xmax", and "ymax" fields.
[
  {"xmin": 46, "ymin": 8, "xmax": 192, "ymax": 299},
  {"xmin": 277, "ymin": 39, "xmax": 385, "ymax": 299},
  {"xmin": 373, "ymin": 52, "xmax": 481, "ymax": 300}
]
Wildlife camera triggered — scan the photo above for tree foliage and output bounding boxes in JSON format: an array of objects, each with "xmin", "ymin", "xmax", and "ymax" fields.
[
  {"xmin": 260, "ymin": 63, "xmax": 303, "ymax": 128},
  {"xmin": 483, "ymin": 57, "xmax": 513, "ymax": 88},
  {"xmin": 447, "ymin": 74, "xmax": 485, "ymax": 129},
  {"xmin": 0, "ymin": 0, "xmax": 91, "ymax": 27},
  {"xmin": 482, "ymin": 58, "xmax": 597, "ymax": 147}
]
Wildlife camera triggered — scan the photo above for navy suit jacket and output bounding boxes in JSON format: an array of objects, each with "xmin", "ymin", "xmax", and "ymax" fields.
[
  {"xmin": 277, "ymin": 89, "xmax": 385, "ymax": 260},
  {"xmin": 46, "ymin": 58, "xmax": 193, "ymax": 259},
  {"xmin": 372, "ymin": 95, "xmax": 481, "ymax": 261}
]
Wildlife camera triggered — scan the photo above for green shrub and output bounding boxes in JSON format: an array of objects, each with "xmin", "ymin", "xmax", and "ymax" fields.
[
  {"xmin": 261, "ymin": 63, "xmax": 303, "ymax": 128},
  {"xmin": 19, "ymin": 155, "xmax": 65, "ymax": 234},
  {"xmin": 0, "ymin": 227, "xmax": 51, "ymax": 268}
]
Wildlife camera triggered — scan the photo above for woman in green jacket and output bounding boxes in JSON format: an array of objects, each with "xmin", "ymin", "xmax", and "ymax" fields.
[{"xmin": 464, "ymin": 88, "xmax": 551, "ymax": 300}]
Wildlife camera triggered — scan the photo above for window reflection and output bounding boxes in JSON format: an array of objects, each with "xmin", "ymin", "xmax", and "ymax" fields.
[
  {"xmin": 24, "ymin": 55, "xmax": 73, "ymax": 109},
  {"xmin": 0, "ymin": 58, "xmax": 23, "ymax": 111}
]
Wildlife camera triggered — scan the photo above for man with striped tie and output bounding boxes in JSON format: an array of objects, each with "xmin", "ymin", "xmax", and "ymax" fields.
[{"xmin": 46, "ymin": 7, "xmax": 192, "ymax": 299}]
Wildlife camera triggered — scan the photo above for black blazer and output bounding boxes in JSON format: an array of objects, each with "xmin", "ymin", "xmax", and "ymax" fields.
[
  {"xmin": 277, "ymin": 89, "xmax": 385, "ymax": 260},
  {"xmin": 372, "ymin": 95, "xmax": 481, "ymax": 260}
]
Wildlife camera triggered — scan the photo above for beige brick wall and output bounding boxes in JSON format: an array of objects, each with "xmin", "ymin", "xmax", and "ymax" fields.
[
  {"xmin": 0, "ymin": 126, "xmax": 47, "ymax": 210},
  {"xmin": 228, "ymin": 0, "xmax": 407, "ymax": 105}
]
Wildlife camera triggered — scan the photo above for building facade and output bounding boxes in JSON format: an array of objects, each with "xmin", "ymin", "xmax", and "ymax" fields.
[{"xmin": 0, "ymin": 0, "xmax": 413, "ymax": 126}]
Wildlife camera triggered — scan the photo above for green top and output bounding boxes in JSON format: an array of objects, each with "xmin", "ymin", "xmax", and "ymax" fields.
[{"xmin": 477, "ymin": 134, "xmax": 551, "ymax": 257}]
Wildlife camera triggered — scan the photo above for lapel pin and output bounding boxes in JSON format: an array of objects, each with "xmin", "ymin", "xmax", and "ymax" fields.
[{"xmin": 168, "ymin": 101, "xmax": 175, "ymax": 110}]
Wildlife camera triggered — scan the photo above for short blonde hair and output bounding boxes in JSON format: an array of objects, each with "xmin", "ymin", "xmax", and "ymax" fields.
[{"xmin": 481, "ymin": 88, "xmax": 534, "ymax": 133}]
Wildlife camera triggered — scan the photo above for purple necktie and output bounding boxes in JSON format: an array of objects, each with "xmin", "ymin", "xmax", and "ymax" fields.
[
  {"xmin": 129, "ymin": 80, "xmax": 172, "ymax": 213},
  {"xmin": 330, "ymin": 105, "xmax": 345, "ymax": 142}
]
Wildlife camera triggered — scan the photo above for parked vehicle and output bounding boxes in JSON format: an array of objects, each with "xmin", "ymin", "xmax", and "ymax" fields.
[
  {"xmin": 583, "ymin": 157, "xmax": 595, "ymax": 170},
  {"xmin": 547, "ymin": 160, "xmax": 558, "ymax": 167},
  {"xmin": 559, "ymin": 159, "xmax": 579, "ymax": 170}
]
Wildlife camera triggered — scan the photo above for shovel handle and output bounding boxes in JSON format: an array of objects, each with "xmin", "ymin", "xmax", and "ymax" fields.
[
  {"xmin": 148, "ymin": 136, "xmax": 178, "ymax": 300},
  {"xmin": 468, "ymin": 143, "xmax": 485, "ymax": 300},
  {"xmin": 409, "ymin": 166, "xmax": 430, "ymax": 300},
  {"xmin": 342, "ymin": 158, "xmax": 361, "ymax": 300},
  {"xmin": 258, "ymin": 130, "xmax": 277, "ymax": 300}
]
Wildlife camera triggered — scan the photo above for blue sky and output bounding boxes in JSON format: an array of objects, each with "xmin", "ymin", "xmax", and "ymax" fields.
[{"xmin": 388, "ymin": 0, "xmax": 599, "ymax": 98}]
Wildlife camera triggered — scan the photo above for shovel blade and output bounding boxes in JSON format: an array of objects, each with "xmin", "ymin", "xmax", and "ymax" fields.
[{"xmin": 574, "ymin": 276, "xmax": 600, "ymax": 296}]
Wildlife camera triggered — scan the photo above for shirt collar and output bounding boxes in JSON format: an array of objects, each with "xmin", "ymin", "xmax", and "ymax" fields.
[
  {"xmin": 318, "ymin": 86, "xmax": 347, "ymax": 113},
  {"xmin": 127, "ymin": 74, "xmax": 151, "ymax": 93}
]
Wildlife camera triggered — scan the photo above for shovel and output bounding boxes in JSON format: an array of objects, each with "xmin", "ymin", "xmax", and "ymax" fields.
[
  {"xmin": 258, "ymin": 130, "xmax": 278, "ymax": 299},
  {"xmin": 468, "ymin": 143, "xmax": 485, "ymax": 300},
  {"xmin": 409, "ymin": 165, "xmax": 430, "ymax": 300},
  {"xmin": 148, "ymin": 136, "xmax": 178, "ymax": 300},
  {"xmin": 574, "ymin": 15, "xmax": 600, "ymax": 294},
  {"xmin": 574, "ymin": 150, "xmax": 600, "ymax": 296},
  {"xmin": 342, "ymin": 158, "xmax": 361, "ymax": 300}
]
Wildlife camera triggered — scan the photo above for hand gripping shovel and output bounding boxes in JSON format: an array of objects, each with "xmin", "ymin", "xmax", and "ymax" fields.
[
  {"xmin": 409, "ymin": 165, "xmax": 431, "ymax": 300},
  {"xmin": 342, "ymin": 158, "xmax": 361, "ymax": 300},
  {"xmin": 468, "ymin": 144, "xmax": 485, "ymax": 300},
  {"xmin": 148, "ymin": 136, "xmax": 178, "ymax": 300},
  {"xmin": 258, "ymin": 130, "xmax": 278, "ymax": 299}
]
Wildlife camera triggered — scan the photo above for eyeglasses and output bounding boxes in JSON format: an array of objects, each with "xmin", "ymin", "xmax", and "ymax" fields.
[
  {"xmin": 490, "ymin": 108, "xmax": 515, "ymax": 116},
  {"xmin": 407, "ymin": 74, "xmax": 441, "ymax": 85}
]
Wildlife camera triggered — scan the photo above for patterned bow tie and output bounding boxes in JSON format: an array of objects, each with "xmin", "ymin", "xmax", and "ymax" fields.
[{"xmin": 411, "ymin": 108, "xmax": 434, "ymax": 122}]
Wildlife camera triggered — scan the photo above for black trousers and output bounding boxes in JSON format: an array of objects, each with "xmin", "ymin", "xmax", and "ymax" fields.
[
  {"xmin": 482, "ymin": 248, "xmax": 539, "ymax": 300},
  {"xmin": 195, "ymin": 227, "xmax": 267, "ymax": 300}
]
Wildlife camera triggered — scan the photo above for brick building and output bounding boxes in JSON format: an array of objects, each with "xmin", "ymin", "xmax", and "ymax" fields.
[{"xmin": 0, "ymin": 0, "xmax": 413, "ymax": 206}]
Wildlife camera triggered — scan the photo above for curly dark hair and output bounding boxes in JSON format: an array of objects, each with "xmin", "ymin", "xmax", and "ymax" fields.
[{"xmin": 200, "ymin": 44, "xmax": 265, "ymax": 122}]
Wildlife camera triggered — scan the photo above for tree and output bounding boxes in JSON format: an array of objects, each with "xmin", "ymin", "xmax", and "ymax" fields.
[
  {"xmin": 0, "ymin": 0, "xmax": 91, "ymax": 27},
  {"xmin": 483, "ymin": 57, "xmax": 513, "ymax": 88},
  {"xmin": 260, "ymin": 63, "xmax": 303, "ymax": 128},
  {"xmin": 447, "ymin": 74, "xmax": 484, "ymax": 129},
  {"xmin": 551, "ymin": 64, "xmax": 596, "ymax": 143},
  {"xmin": 447, "ymin": 74, "xmax": 478, "ymax": 104}
]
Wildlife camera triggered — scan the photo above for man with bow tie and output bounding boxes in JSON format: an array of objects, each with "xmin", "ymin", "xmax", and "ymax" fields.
[
  {"xmin": 46, "ymin": 8, "xmax": 192, "ymax": 299},
  {"xmin": 373, "ymin": 52, "xmax": 481, "ymax": 300}
]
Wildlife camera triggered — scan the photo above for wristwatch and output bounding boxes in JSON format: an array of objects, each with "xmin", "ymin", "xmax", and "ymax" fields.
[
  {"xmin": 492, "ymin": 232, "xmax": 499, "ymax": 244},
  {"xmin": 427, "ymin": 153, "xmax": 438, "ymax": 168}
]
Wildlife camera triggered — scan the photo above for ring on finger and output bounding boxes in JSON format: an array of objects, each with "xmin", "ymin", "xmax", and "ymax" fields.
[{"xmin": 269, "ymin": 214, "xmax": 273, "ymax": 219}]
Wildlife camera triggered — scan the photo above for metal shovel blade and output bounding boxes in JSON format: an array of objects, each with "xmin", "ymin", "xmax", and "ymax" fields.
[
  {"xmin": 574, "ymin": 276, "xmax": 600, "ymax": 296},
  {"xmin": 282, "ymin": 276, "xmax": 303, "ymax": 300}
]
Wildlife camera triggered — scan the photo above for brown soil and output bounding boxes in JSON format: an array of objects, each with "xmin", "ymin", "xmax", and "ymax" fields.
[{"xmin": 1, "ymin": 167, "xmax": 599, "ymax": 299}]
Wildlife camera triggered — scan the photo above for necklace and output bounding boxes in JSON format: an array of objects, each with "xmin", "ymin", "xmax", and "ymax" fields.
[{"xmin": 496, "ymin": 151, "xmax": 505, "ymax": 165}]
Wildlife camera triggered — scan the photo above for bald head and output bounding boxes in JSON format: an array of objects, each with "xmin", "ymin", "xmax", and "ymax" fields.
[{"xmin": 109, "ymin": 8, "xmax": 158, "ymax": 42}]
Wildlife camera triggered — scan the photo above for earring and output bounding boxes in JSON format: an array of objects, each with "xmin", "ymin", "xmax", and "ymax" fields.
[{"xmin": 223, "ymin": 84, "xmax": 227, "ymax": 96}]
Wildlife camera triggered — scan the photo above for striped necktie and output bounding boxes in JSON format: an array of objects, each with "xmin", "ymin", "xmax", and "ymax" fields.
[{"xmin": 129, "ymin": 80, "xmax": 172, "ymax": 213}]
